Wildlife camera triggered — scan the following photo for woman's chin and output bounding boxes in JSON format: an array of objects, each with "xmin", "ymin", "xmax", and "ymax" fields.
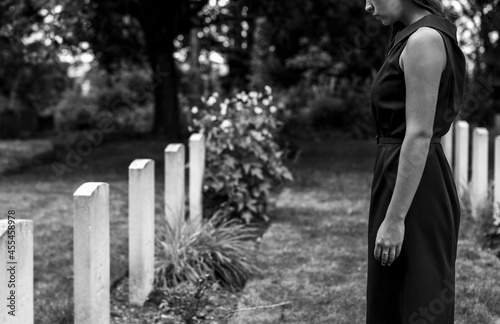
[
  {"xmin": 379, "ymin": 17, "xmax": 390, "ymax": 26},
  {"xmin": 374, "ymin": 15, "xmax": 389, "ymax": 26}
]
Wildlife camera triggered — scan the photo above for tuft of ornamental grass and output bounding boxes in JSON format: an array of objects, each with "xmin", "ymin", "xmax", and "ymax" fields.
[{"xmin": 154, "ymin": 209, "xmax": 261, "ymax": 292}]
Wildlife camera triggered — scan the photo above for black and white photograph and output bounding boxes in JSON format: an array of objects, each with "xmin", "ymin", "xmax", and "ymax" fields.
[{"xmin": 0, "ymin": 0, "xmax": 499, "ymax": 323}]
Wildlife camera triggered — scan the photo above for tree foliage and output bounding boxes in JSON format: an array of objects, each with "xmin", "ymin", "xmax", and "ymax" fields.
[
  {"xmin": 70, "ymin": 0, "xmax": 210, "ymax": 140},
  {"xmin": 0, "ymin": 1, "xmax": 73, "ymax": 137},
  {"xmin": 1, "ymin": 0, "xmax": 498, "ymax": 136},
  {"xmin": 450, "ymin": 0, "xmax": 500, "ymax": 123},
  {"xmin": 244, "ymin": 0, "xmax": 388, "ymax": 89}
]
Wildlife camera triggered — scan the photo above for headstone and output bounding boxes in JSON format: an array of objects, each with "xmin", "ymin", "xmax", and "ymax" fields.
[
  {"xmin": 495, "ymin": 136, "xmax": 500, "ymax": 220},
  {"xmin": 471, "ymin": 128, "xmax": 489, "ymax": 218},
  {"xmin": 128, "ymin": 159, "xmax": 155, "ymax": 306},
  {"xmin": 442, "ymin": 122, "xmax": 454, "ymax": 168},
  {"xmin": 189, "ymin": 134, "xmax": 206, "ymax": 228},
  {"xmin": 454, "ymin": 121, "xmax": 469, "ymax": 199},
  {"xmin": 73, "ymin": 182, "xmax": 110, "ymax": 324},
  {"xmin": 165, "ymin": 144, "xmax": 185, "ymax": 233},
  {"xmin": 0, "ymin": 219, "xmax": 33, "ymax": 324}
]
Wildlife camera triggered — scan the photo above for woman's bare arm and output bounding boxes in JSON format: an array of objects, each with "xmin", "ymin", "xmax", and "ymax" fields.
[
  {"xmin": 387, "ymin": 27, "xmax": 446, "ymax": 222},
  {"xmin": 374, "ymin": 27, "xmax": 446, "ymax": 266}
]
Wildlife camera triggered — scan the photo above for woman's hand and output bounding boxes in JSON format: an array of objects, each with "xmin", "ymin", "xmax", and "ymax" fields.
[{"xmin": 374, "ymin": 218, "xmax": 405, "ymax": 266}]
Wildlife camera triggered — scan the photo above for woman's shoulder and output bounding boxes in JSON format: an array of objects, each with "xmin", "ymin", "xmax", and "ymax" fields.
[
  {"xmin": 406, "ymin": 26, "xmax": 445, "ymax": 49},
  {"xmin": 400, "ymin": 27, "xmax": 446, "ymax": 72},
  {"xmin": 391, "ymin": 14, "xmax": 457, "ymax": 50}
]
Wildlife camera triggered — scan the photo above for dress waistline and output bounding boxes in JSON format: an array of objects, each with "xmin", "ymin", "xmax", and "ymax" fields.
[{"xmin": 375, "ymin": 136, "xmax": 441, "ymax": 145}]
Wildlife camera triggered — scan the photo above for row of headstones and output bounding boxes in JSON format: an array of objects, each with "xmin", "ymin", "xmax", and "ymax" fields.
[
  {"xmin": 0, "ymin": 133, "xmax": 206, "ymax": 324},
  {"xmin": 442, "ymin": 119, "xmax": 499, "ymax": 218}
]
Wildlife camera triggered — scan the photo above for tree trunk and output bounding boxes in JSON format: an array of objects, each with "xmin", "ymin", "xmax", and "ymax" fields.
[
  {"xmin": 8, "ymin": 70, "xmax": 22, "ymax": 111},
  {"xmin": 138, "ymin": 0, "xmax": 209, "ymax": 140},
  {"xmin": 151, "ymin": 48, "xmax": 182, "ymax": 141},
  {"xmin": 190, "ymin": 27, "xmax": 202, "ymax": 97}
]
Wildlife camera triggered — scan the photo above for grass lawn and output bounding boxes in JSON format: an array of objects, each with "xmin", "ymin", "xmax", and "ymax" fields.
[
  {"xmin": 229, "ymin": 134, "xmax": 500, "ymax": 324},
  {"xmin": 1, "ymin": 133, "xmax": 500, "ymax": 323},
  {"xmin": 0, "ymin": 139, "xmax": 54, "ymax": 175}
]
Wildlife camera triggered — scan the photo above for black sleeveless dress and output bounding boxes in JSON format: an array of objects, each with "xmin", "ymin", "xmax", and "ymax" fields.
[{"xmin": 367, "ymin": 15, "xmax": 466, "ymax": 324}]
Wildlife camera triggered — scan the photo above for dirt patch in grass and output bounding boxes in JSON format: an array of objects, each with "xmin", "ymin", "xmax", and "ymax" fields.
[{"xmin": 109, "ymin": 278, "xmax": 244, "ymax": 323}]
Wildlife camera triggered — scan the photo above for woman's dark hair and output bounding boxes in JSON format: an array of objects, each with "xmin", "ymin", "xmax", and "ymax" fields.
[{"xmin": 386, "ymin": 0, "xmax": 458, "ymax": 56}]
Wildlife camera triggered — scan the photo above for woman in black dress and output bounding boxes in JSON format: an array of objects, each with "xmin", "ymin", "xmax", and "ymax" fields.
[{"xmin": 365, "ymin": 0, "xmax": 466, "ymax": 323}]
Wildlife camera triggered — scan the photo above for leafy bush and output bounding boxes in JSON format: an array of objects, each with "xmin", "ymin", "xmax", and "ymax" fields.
[
  {"xmin": 276, "ymin": 76, "xmax": 374, "ymax": 139},
  {"xmin": 456, "ymin": 184, "xmax": 500, "ymax": 259},
  {"xmin": 462, "ymin": 98, "xmax": 499, "ymax": 129},
  {"xmin": 154, "ymin": 210, "xmax": 261, "ymax": 292},
  {"xmin": 190, "ymin": 88, "xmax": 293, "ymax": 223},
  {"xmin": 54, "ymin": 89, "xmax": 99, "ymax": 131},
  {"xmin": 476, "ymin": 188, "xmax": 500, "ymax": 257},
  {"xmin": 305, "ymin": 96, "xmax": 346, "ymax": 130},
  {"xmin": 338, "ymin": 77, "xmax": 374, "ymax": 139},
  {"xmin": 53, "ymin": 67, "xmax": 154, "ymax": 133}
]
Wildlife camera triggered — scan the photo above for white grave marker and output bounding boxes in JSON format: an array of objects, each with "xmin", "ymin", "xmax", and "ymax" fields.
[
  {"xmin": 165, "ymin": 144, "xmax": 185, "ymax": 233},
  {"xmin": 129, "ymin": 159, "xmax": 155, "ymax": 306},
  {"xmin": 73, "ymin": 182, "xmax": 110, "ymax": 324},
  {"xmin": 454, "ymin": 121, "xmax": 469, "ymax": 199},
  {"xmin": 189, "ymin": 134, "xmax": 206, "ymax": 228},
  {"xmin": 495, "ymin": 136, "xmax": 500, "ymax": 220},
  {"xmin": 471, "ymin": 128, "xmax": 489, "ymax": 218},
  {"xmin": 0, "ymin": 219, "xmax": 33, "ymax": 324}
]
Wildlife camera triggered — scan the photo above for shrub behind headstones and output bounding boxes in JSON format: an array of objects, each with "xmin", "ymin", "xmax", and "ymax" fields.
[{"xmin": 191, "ymin": 89, "xmax": 293, "ymax": 224}]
